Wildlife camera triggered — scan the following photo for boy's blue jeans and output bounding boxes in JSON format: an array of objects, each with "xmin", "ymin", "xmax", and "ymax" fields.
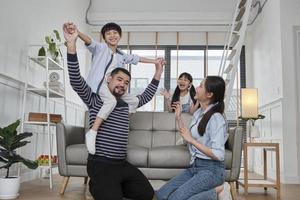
[{"xmin": 156, "ymin": 158, "xmax": 224, "ymax": 200}]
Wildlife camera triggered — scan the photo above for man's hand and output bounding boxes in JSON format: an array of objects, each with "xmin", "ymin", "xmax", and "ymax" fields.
[{"xmin": 154, "ymin": 58, "xmax": 164, "ymax": 78}]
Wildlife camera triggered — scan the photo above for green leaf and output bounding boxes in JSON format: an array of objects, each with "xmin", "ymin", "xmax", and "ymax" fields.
[
  {"xmin": 38, "ymin": 47, "xmax": 46, "ymax": 56},
  {"xmin": 45, "ymin": 36, "xmax": 51, "ymax": 44},
  {"xmin": 22, "ymin": 159, "xmax": 38, "ymax": 169},
  {"xmin": 0, "ymin": 120, "xmax": 37, "ymax": 173},
  {"xmin": 15, "ymin": 155, "xmax": 38, "ymax": 169},
  {"xmin": 4, "ymin": 120, "xmax": 20, "ymax": 134},
  {"xmin": 53, "ymin": 30, "xmax": 61, "ymax": 42},
  {"xmin": 12, "ymin": 132, "xmax": 33, "ymax": 144},
  {"xmin": 10, "ymin": 141, "xmax": 30, "ymax": 151},
  {"xmin": 49, "ymin": 43, "xmax": 56, "ymax": 53}
]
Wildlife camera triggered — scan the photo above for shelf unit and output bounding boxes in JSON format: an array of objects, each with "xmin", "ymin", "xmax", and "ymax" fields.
[
  {"xmin": 20, "ymin": 53, "xmax": 67, "ymax": 189},
  {"xmin": 238, "ymin": 143, "xmax": 280, "ymax": 199}
]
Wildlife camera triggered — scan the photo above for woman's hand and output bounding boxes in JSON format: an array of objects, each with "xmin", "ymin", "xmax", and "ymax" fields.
[
  {"xmin": 172, "ymin": 102, "xmax": 182, "ymax": 119},
  {"xmin": 179, "ymin": 126, "xmax": 194, "ymax": 143}
]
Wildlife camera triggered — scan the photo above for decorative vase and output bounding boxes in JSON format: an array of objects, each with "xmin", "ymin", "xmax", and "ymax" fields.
[{"xmin": 0, "ymin": 176, "xmax": 20, "ymax": 199}]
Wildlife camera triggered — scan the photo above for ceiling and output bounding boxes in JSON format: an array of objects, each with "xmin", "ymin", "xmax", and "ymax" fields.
[
  {"xmin": 87, "ymin": 0, "xmax": 238, "ymax": 29},
  {"xmin": 89, "ymin": 0, "xmax": 236, "ymax": 13}
]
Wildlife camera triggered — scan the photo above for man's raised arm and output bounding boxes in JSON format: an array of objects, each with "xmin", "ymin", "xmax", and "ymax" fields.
[
  {"xmin": 63, "ymin": 23, "xmax": 93, "ymax": 108},
  {"xmin": 136, "ymin": 59, "xmax": 164, "ymax": 107}
]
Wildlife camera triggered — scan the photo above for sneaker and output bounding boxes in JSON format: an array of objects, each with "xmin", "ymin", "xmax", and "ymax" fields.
[
  {"xmin": 218, "ymin": 182, "xmax": 232, "ymax": 200},
  {"xmin": 85, "ymin": 129, "xmax": 97, "ymax": 154}
]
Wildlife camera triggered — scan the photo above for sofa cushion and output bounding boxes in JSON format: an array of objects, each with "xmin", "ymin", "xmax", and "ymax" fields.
[
  {"xmin": 129, "ymin": 112, "xmax": 153, "ymax": 130},
  {"xmin": 153, "ymin": 112, "xmax": 176, "ymax": 131},
  {"xmin": 128, "ymin": 130, "xmax": 152, "ymax": 148},
  {"xmin": 127, "ymin": 145, "xmax": 148, "ymax": 167},
  {"xmin": 66, "ymin": 144, "xmax": 88, "ymax": 165},
  {"xmin": 225, "ymin": 149, "xmax": 232, "ymax": 169},
  {"xmin": 152, "ymin": 131, "xmax": 176, "ymax": 147},
  {"xmin": 148, "ymin": 146, "xmax": 190, "ymax": 168}
]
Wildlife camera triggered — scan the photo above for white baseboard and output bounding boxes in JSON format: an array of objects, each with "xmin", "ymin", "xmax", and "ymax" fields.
[{"xmin": 282, "ymin": 175, "xmax": 300, "ymax": 184}]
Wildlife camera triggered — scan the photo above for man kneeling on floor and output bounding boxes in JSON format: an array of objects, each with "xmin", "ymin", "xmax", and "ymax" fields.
[{"xmin": 63, "ymin": 24, "xmax": 164, "ymax": 200}]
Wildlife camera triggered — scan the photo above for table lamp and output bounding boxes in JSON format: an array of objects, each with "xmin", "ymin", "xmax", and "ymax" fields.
[{"xmin": 240, "ymin": 88, "xmax": 262, "ymax": 142}]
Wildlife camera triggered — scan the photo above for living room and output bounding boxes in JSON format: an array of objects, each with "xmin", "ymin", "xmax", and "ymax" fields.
[{"xmin": 1, "ymin": 0, "xmax": 300, "ymax": 199}]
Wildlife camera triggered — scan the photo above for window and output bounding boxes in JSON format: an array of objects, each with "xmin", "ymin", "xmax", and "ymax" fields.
[
  {"xmin": 170, "ymin": 50, "xmax": 204, "ymax": 91},
  {"xmin": 124, "ymin": 45, "xmax": 245, "ymax": 119},
  {"xmin": 129, "ymin": 49, "xmax": 165, "ymax": 111}
]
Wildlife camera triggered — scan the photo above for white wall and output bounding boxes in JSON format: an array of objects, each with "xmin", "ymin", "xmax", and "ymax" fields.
[
  {"xmin": 0, "ymin": 0, "xmax": 90, "ymax": 181},
  {"xmin": 247, "ymin": 0, "xmax": 300, "ymax": 183},
  {"xmin": 280, "ymin": 0, "xmax": 300, "ymax": 183}
]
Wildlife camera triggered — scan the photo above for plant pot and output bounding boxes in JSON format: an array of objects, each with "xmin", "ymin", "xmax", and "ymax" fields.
[{"xmin": 0, "ymin": 177, "xmax": 20, "ymax": 199}]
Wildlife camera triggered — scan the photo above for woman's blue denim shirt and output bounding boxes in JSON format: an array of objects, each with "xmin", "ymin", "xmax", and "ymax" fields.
[{"xmin": 188, "ymin": 104, "xmax": 227, "ymax": 164}]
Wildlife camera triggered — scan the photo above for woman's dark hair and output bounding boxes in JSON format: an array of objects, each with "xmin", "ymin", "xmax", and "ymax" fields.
[
  {"xmin": 101, "ymin": 22, "xmax": 122, "ymax": 39},
  {"xmin": 198, "ymin": 76, "xmax": 225, "ymax": 136},
  {"xmin": 171, "ymin": 73, "xmax": 197, "ymax": 109}
]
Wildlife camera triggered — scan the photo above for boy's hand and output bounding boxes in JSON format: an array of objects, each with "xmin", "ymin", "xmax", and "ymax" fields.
[
  {"xmin": 155, "ymin": 58, "xmax": 166, "ymax": 65},
  {"xmin": 63, "ymin": 22, "xmax": 76, "ymax": 34},
  {"xmin": 63, "ymin": 22, "xmax": 78, "ymax": 43}
]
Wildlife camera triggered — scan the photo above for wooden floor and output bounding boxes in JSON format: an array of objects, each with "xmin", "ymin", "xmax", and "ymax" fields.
[{"xmin": 18, "ymin": 175, "xmax": 300, "ymax": 200}]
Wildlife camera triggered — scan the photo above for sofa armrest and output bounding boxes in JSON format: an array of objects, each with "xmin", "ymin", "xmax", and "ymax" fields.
[
  {"xmin": 56, "ymin": 123, "xmax": 85, "ymax": 176},
  {"xmin": 228, "ymin": 126, "xmax": 243, "ymax": 181}
]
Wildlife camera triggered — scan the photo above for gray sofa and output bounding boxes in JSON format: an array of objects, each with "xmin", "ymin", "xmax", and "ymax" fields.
[{"xmin": 56, "ymin": 111, "xmax": 243, "ymax": 199}]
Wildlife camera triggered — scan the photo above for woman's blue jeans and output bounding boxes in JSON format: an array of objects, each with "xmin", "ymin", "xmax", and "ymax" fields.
[{"xmin": 156, "ymin": 158, "xmax": 224, "ymax": 200}]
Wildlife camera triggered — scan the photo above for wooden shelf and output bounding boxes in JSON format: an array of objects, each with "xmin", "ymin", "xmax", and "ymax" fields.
[{"xmin": 23, "ymin": 121, "xmax": 57, "ymax": 126}]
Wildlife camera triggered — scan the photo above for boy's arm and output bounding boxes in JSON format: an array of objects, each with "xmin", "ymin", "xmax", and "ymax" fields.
[
  {"xmin": 78, "ymin": 30, "xmax": 92, "ymax": 46},
  {"xmin": 122, "ymin": 52, "xmax": 165, "ymax": 66},
  {"xmin": 75, "ymin": 25, "xmax": 101, "ymax": 54},
  {"xmin": 139, "ymin": 57, "xmax": 159, "ymax": 64},
  {"xmin": 136, "ymin": 61, "xmax": 164, "ymax": 107}
]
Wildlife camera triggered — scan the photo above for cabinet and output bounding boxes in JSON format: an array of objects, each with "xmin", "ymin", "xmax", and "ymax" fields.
[{"xmin": 20, "ymin": 49, "xmax": 67, "ymax": 189}]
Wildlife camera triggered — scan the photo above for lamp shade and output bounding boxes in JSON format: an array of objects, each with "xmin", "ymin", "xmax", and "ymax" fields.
[{"xmin": 241, "ymin": 88, "xmax": 258, "ymax": 118}]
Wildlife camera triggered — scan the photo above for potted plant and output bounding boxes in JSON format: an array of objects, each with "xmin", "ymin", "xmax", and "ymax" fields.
[
  {"xmin": 38, "ymin": 30, "xmax": 63, "ymax": 63},
  {"xmin": 0, "ymin": 120, "xmax": 38, "ymax": 199}
]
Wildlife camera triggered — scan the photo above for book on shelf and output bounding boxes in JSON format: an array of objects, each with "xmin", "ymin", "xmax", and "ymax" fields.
[{"xmin": 28, "ymin": 112, "xmax": 62, "ymax": 123}]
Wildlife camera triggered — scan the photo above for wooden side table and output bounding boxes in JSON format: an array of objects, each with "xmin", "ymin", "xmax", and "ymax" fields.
[{"xmin": 238, "ymin": 142, "xmax": 280, "ymax": 199}]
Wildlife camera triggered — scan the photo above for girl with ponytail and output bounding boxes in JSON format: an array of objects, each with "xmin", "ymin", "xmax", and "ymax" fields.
[
  {"xmin": 161, "ymin": 72, "xmax": 200, "ymax": 114},
  {"xmin": 157, "ymin": 76, "xmax": 231, "ymax": 200}
]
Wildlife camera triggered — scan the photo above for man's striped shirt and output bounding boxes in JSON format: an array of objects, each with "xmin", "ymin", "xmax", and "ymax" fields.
[{"xmin": 67, "ymin": 53, "xmax": 159, "ymax": 160}]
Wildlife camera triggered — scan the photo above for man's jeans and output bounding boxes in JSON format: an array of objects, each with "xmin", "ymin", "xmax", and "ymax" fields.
[{"xmin": 156, "ymin": 158, "xmax": 224, "ymax": 200}]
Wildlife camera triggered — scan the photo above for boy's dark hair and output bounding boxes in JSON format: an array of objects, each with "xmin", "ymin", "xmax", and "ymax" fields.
[
  {"xmin": 110, "ymin": 67, "xmax": 131, "ymax": 80},
  {"xmin": 101, "ymin": 22, "xmax": 122, "ymax": 38}
]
